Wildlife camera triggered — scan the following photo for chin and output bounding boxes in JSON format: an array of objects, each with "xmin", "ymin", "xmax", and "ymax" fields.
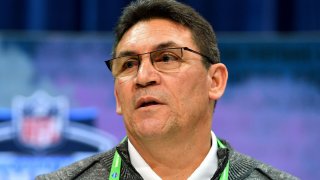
[
  {"xmin": 135, "ymin": 119, "xmax": 170, "ymax": 137},
  {"xmin": 136, "ymin": 118, "xmax": 180, "ymax": 139}
]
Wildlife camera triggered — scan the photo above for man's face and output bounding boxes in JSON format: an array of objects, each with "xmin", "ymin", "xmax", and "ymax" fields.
[{"xmin": 114, "ymin": 19, "xmax": 219, "ymax": 139}]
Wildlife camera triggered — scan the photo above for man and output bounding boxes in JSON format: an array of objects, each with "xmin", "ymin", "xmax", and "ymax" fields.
[{"xmin": 37, "ymin": 0, "xmax": 298, "ymax": 179}]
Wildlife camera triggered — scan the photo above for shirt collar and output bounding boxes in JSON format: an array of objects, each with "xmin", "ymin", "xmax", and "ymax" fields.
[
  {"xmin": 128, "ymin": 131, "xmax": 218, "ymax": 180},
  {"xmin": 128, "ymin": 138, "xmax": 162, "ymax": 180}
]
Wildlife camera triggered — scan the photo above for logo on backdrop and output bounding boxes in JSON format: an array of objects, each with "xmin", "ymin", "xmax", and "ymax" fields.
[
  {"xmin": 12, "ymin": 91, "xmax": 68, "ymax": 152},
  {"xmin": 0, "ymin": 90, "xmax": 118, "ymax": 179},
  {"xmin": 0, "ymin": 90, "xmax": 117, "ymax": 154}
]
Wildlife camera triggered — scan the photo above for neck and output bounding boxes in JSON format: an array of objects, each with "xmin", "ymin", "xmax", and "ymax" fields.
[{"xmin": 128, "ymin": 128, "xmax": 212, "ymax": 179}]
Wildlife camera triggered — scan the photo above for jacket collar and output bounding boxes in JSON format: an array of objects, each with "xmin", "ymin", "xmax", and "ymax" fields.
[{"xmin": 115, "ymin": 138, "xmax": 230, "ymax": 180}]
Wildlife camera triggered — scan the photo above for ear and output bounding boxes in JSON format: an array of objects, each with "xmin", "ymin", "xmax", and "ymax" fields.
[
  {"xmin": 208, "ymin": 63, "xmax": 228, "ymax": 100},
  {"xmin": 114, "ymin": 88, "xmax": 123, "ymax": 115}
]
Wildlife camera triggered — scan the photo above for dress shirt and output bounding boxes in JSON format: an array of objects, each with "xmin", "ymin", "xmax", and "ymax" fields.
[{"xmin": 128, "ymin": 131, "xmax": 218, "ymax": 180}]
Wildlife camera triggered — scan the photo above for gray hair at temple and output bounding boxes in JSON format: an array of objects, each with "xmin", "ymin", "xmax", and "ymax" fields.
[{"xmin": 112, "ymin": 0, "xmax": 221, "ymax": 68}]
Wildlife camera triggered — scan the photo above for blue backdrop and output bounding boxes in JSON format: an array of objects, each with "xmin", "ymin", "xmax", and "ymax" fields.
[{"xmin": 0, "ymin": 0, "xmax": 320, "ymax": 32}]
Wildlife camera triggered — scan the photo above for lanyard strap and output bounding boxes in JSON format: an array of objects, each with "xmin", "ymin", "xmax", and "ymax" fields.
[
  {"xmin": 109, "ymin": 138, "xmax": 126, "ymax": 180},
  {"xmin": 217, "ymin": 139, "xmax": 229, "ymax": 180},
  {"xmin": 109, "ymin": 138, "xmax": 229, "ymax": 180},
  {"xmin": 109, "ymin": 151, "xmax": 121, "ymax": 180}
]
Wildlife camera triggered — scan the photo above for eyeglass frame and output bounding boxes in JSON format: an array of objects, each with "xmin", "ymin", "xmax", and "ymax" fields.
[{"xmin": 104, "ymin": 47, "xmax": 215, "ymax": 77}]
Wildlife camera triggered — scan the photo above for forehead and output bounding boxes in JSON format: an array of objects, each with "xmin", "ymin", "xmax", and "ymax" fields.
[{"xmin": 116, "ymin": 18, "xmax": 197, "ymax": 54}]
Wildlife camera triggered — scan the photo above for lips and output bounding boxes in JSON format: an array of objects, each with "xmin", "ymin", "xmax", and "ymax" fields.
[{"xmin": 135, "ymin": 97, "xmax": 163, "ymax": 109}]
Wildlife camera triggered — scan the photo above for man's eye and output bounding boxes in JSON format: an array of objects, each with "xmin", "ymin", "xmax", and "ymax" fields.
[
  {"xmin": 155, "ymin": 53, "xmax": 180, "ymax": 62},
  {"xmin": 122, "ymin": 60, "xmax": 139, "ymax": 69}
]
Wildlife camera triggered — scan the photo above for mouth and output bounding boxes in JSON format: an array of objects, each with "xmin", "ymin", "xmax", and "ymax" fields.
[{"xmin": 136, "ymin": 97, "xmax": 163, "ymax": 109}]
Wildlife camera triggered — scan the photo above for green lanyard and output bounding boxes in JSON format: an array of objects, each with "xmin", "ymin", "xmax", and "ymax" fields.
[
  {"xmin": 109, "ymin": 138, "xmax": 229, "ymax": 180},
  {"xmin": 217, "ymin": 139, "xmax": 229, "ymax": 180},
  {"xmin": 109, "ymin": 151, "xmax": 122, "ymax": 179},
  {"xmin": 109, "ymin": 138, "xmax": 126, "ymax": 180}
]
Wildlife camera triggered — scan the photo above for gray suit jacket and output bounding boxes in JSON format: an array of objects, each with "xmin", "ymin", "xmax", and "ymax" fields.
[{"xmin": 37, "ymin": 139, "xmax": 299, "ymax": 180}]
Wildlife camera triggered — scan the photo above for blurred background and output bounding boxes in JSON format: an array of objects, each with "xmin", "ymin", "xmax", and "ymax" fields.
[{"xmin": 0, "ymin": 0, "xmax": 319, "ymax": 179}]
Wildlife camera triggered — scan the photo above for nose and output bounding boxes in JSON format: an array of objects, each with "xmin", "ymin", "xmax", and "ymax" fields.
[{"xmin": 134, "ymin": 54, "xmax": 161, "ymax": 88}]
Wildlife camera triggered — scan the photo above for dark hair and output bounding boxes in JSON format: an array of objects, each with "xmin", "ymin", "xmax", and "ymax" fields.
[{"xmin": 113, "ymin": 0, "xmax": 220, "ymax": 68}]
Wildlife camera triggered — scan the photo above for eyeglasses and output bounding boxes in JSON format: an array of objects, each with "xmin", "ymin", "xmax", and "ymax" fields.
[{"xmin": 104, "ymin": 47, "xmax": 214, "ymax": 78}]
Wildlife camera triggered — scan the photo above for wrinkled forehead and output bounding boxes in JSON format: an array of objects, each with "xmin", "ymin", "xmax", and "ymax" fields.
[{"xmin": 115, "ymin": 18, "xmax": 198, "ymax": 56}]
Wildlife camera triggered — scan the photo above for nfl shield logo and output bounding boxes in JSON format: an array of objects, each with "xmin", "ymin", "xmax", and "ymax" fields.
[{"xmin": 12, "ymin": 91, "xmax": 68, "ymax": 152}]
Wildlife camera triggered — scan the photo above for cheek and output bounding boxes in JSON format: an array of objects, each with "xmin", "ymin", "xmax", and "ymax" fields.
[
  {"xmin": 177, "ymin": 69, "xmax": 208, "ymax": 94},
  {"xmin": 175, "ymin": 71, "xmax": 209, "ymax": 109},
  {"xmin": 115, "ymin": 83, "xmax": 134, "ymax": 111}
]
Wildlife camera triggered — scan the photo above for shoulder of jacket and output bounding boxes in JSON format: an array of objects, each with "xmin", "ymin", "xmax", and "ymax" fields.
[
  {"xmin": 253, "ymin": 162, "xmax": 299, "ymax": 180},
  {"xmin": 36, "ymin": 148, "xmax": 116, "ymax": 180},
  {"xmin": 229, "ymin": 150, "xmax": 298, "ymax": 180}
]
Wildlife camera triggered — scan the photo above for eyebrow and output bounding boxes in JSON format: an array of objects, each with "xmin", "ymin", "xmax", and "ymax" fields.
[
  {"xmin": 116, "ymin": 41, "xmax": 180, "ymax": 58},
  {"xmin": 155, "ymin": 41, "xmax": 179, "ymax": 50}
]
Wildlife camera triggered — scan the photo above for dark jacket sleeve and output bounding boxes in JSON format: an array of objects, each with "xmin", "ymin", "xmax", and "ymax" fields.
[{"xmin": 36, "ymin": 150, "xmax": 115, "ymax": 180}]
